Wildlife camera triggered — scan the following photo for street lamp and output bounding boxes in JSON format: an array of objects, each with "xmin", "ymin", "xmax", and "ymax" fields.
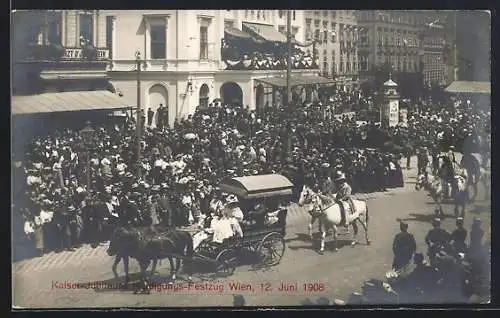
[
  {"xmin": 80, "ymin": 121, "xmax": 95, "ymax": 191},
  {"xmin": 135, "ymin": 50, "xmax": 142, "ymax": 178}
]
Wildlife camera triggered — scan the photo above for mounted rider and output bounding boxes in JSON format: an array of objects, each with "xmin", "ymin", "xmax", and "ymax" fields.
[
  {"xmin": 333, "ymin": 171, "xmax": 355, "ymax": 228},
  {"xmin": 439, "ymin": 148, "xmax": 466, "ymax": 198}
]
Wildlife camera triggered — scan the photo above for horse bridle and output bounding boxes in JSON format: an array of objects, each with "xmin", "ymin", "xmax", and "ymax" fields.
[{"xmin": 308, "ymin": 190, "xmax": 335, "ymax": 214}]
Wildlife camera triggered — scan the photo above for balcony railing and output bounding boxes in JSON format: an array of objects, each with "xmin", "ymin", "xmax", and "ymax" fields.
[{"xmin": 21, "ymin": 44, "xmax": 110, "ymax": 62}]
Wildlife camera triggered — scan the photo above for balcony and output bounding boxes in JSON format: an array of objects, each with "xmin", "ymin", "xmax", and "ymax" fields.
[{"xmin": 19, "ymin": 44, "xmax": 110, "ymax": 63}]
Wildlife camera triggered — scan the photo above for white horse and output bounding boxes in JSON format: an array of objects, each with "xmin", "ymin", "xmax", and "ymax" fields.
[
  {"xmin": 298, "ymin": 185, "xmax": 370, "ymax": 253},
  {"xmin": 415, "ymin": 170, "xmax": 469, "ymax": 218}
]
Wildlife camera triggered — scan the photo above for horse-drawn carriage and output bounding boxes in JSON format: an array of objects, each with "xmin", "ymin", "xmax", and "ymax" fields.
[
  {"xmin": 194, "ymin": 174, "xmax": 292, "ymax": 277},
  {"xmin": 107, "ymin": 174, "xmax": 293, "ymax": 289}
]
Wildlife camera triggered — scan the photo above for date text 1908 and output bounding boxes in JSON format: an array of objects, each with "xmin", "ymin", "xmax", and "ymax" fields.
[{"xmin": 260, "ymin": 282, "xmax": 325, "ymax": 293}]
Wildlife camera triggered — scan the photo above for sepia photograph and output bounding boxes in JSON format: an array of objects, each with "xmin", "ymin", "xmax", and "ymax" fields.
[{"xmin": 11, "ymin": 9, "xmax": 491, "ymax": 308}]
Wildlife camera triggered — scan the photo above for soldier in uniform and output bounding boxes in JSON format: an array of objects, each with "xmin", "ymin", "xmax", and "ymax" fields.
[
  {"xmin": 392, "ymin": 221, "xmax": 417, "ymax": 272},
  {"xmin": 450, "ymin": 217, "xmax": 467, "ymax": 256},
  {"xmin": 425, "ymin": 218, "xmax": 451, "ymax": 267}
]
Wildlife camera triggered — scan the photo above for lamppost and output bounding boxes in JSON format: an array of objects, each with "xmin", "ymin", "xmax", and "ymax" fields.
[
  {"xmin": 135, "ymin": 50, "xmax": 142, "ymax": 179},
  {"xmin": 80, "ymin": 122, "xmax": 95, "ymax": 191}
]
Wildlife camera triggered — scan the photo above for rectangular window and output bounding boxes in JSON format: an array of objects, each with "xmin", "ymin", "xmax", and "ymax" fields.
[
  {"xmin": 293, "ymin": 10, "xmax": 296, "ymax": 20},
  {"xmin": 79, "ymin": 13, "xmax": 94, "ymax": 45},
  {"xmin": 315, "ymin": 29, "xmax": 320, "ymax": 41},
  {"xmin": 314, "ymin": 19, "xmax": 320, "ymax": 28},
  {"xmin": 323, "ymin": 11, "xmax": 328, "ymax": 17},
  {"xmin": 199, "ymin": 26, "xmax": 208, "ymax": 60},
  {"xmin": 106, "ymin": 16, "xmax": 114, "ymax": 58},
  {"xmin": 279, "ymin": 10, "xmax": 284, "ymax": 18},
  {"xmin": 323, "ymin": 30, "xmax": 328, "ymax": 43},
  {"xmin": 150, "ymin": 24, "xmax": 166, "ymax": 59}
]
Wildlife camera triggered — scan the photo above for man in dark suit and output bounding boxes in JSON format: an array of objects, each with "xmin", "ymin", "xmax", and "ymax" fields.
[
  {"xmin": 392, "ymin": 221, "xmax": 417, "ymax": 272},
  {"xmin": 156, "ymin": 184, "xmax": 173, "ymax": 227},
  {"xmin": 147, "ymin": 108, "xmax": 155, "ymax": 127}
]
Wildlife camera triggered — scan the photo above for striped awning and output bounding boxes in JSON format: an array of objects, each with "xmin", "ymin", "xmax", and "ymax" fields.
[
  {"xmin": 12, "ymin": 91, "xmax": 132, "ymax": 115},
  {"xmin": 444, "ymin": 81, "xmax": 490, "ymax": 94},
  {"xmin": 242, "ymin": 22, "xmax": 287, "ymax": 43},
  {"xmin": 225, "ymin": 27, "xmax": 253, "ymax": 39}
]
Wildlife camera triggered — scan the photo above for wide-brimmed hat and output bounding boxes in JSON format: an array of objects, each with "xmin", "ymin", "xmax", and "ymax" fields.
[
  {"xmin": 335, "ymin": 171, "xmax": 346, "ymax": 181},
  {"xmin": 226, "ymin": 194, "xmax": 239, "ymax": 204}
]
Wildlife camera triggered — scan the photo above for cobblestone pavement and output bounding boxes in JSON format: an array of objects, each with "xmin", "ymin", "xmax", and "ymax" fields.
[{"xmin": 12, "ymin": 154, "xmax": 491, "ymax": 308}]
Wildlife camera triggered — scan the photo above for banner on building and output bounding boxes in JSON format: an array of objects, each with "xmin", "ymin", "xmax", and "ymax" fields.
[{"xmin": 333, "ymin": 111, "xmax": 356, "ymax": 121}]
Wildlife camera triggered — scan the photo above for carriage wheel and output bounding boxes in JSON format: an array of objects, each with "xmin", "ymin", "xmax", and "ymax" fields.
[
  {"xmin": 215, "ymin": 249, "xmax": 237, "ymax": 277},
  {"xmin": 256, "ymin": 233, "xmax": 286, "ymax": 267}
]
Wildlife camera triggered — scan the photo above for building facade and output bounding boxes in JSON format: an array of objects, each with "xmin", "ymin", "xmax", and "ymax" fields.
[
  {"xmin": 303, "ymin": 10, "xmax": 359, "ymax": 90},
  {"xmin": 104, "ymin": 10, "xmax": 316, "ymax": 127},
  {"xmin": 12, "ymin": 10, "xmax": 111, "ymax": 95},
  {"xmin": 422, "ymin": 19, "xmax": 446, "ymax": 87},
  {"xmin": 357, "ymin": 10, "xmax": 424, "ymax": 78}
]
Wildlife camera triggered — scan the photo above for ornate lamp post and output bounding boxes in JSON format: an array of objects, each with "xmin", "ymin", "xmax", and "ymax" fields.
[{"xmin": 80, "ymin": 122, "xmax": 95, "ymax": 191}]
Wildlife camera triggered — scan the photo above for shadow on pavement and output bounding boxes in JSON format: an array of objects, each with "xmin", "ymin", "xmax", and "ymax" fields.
[
  {"xmin": 397, "ymin": 212, "xmax": 457, "ymax": 224},
  {"xmin": 468, "ymin": 204, "xmax": 490, "ymax": 215},
  {"xmin": 286, "ymin": 232, "xmax": 357, "ymax": 253}
]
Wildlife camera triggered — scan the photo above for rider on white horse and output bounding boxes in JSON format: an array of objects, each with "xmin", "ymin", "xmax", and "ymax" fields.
[{"xmin": 333, "ymin": 171, "xmax": 355, "ymax": 228}]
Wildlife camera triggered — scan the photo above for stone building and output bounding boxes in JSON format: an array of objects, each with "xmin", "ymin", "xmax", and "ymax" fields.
[
  {"xmin": 104, "ymin": 10, "xmax": 320, "ymax": 127},
  {"xmin": 303, "ymin": 10, "xmax": 359, "ymax": 91}
]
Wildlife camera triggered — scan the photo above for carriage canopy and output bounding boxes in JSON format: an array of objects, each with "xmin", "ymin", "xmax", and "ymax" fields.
[{"xmin": 220, "ymin": 174, "xmax": 293, "ymax": 199}]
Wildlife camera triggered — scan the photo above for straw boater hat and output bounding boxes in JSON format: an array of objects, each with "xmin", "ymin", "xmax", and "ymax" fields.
[
  {"xmin": 225, "ymin": 194, "xmax": 239, "ymax": 205},
  {"xmin": 335, "ymin": 171, "xmax": 346, "ymax": 182}
]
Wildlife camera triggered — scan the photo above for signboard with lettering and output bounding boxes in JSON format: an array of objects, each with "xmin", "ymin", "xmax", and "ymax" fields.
[
  {"xmin": 62, "ymin": 48, "xmax": 109, "ymax": 60},
  {"xmin": 388, "ymin": 100, "xmax": 399, "ymax": 127}
]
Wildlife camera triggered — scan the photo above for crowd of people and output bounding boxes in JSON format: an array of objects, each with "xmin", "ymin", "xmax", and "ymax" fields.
[
  {"xmin": 372, "ymin": 216, "xmax": 490, "ymax": 303},
  {"xmin": 222, "ymin": 41, "xmax": 317, "ymax": 71},
  {"xmin": 12, "ymin": 93, "xmax": 489, "ymax": 261}
]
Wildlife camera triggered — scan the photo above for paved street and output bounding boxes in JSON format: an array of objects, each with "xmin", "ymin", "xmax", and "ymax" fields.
[{"xmin": 12, "ymin": 155, "xmax": 491, "ymax": 308}]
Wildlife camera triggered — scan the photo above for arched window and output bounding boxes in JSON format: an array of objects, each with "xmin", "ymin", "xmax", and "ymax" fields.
[{"xmin": 199, "ymin": 83, "xmax": 210, "ymax": 108}]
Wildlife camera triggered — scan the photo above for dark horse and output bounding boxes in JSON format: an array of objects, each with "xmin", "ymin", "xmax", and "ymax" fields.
[{"xmin": 106, "ymin": 226, "xmax": 194, "ymax": 293}]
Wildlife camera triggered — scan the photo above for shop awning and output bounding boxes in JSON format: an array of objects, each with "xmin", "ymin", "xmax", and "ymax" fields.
[
  {"xmin": 225, "ymin": 27, "xmax": 253, "ymax": 39},
  {"xmin": 12, "ymin": 90, "xmax": 132, "ymax": 115},
  {"xmin": 256, "ymin": 76, "xmax": 336, "ymax": 88},
  {"xmin": 444, "ymin": 81, "xmax": 490, "ymax": 94},
  {"xmin": 243, "ymin": 22, "xmax": 287, "ymax": 43}
]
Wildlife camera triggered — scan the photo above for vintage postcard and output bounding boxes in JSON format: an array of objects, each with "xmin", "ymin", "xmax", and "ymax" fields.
[{"xmin": 11, "ymin": 10, "xmax": 490, "ymax": 308}]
